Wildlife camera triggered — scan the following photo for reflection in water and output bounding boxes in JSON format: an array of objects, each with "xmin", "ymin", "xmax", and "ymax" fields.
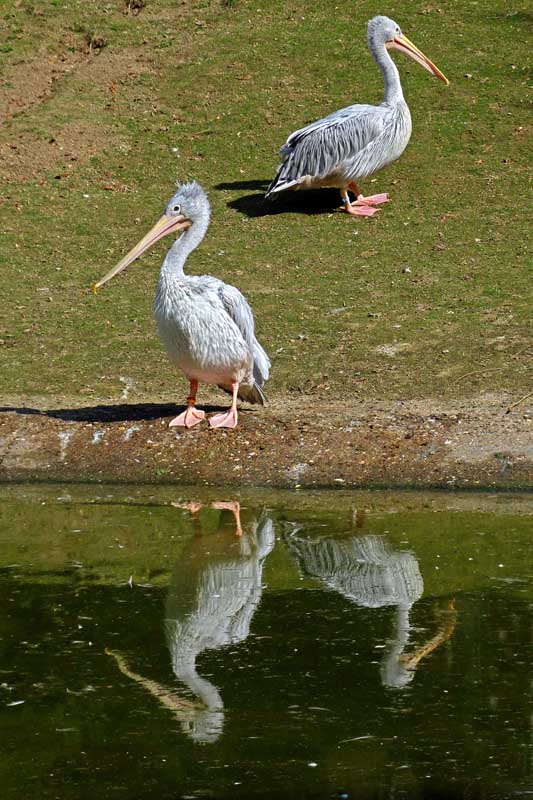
[
  {"xmin": 107, "ymin": 502, "xmax": 274, "ymax": 744},
  {"xmin": 285, "ymin": 527, "xmax": 456, "ymax": 687},
  {"xmin": 166, "ymin": 503, "xmax": 274, "ymax": 742},
  {"xmin": 105, "ymin": 646, "xmax": 200, "ymax": 716},
  {"xmin": 4, "ymin": 493, "xmax": 531, "ymax": 800}
]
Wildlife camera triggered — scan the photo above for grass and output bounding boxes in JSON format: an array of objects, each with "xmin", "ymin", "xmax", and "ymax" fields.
[{"xmin": 0, "ymin": 0, "xmax": 531, "ymax": 404}]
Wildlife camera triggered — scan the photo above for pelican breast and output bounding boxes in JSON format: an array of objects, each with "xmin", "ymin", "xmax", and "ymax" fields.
[{"xmin": 154, "ymin": 275, "xmax": 251, "ymax": 383}]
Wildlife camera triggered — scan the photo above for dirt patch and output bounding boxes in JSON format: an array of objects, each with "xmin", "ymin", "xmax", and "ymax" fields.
[
  {"xmin": 0, "ymin": 34, "xmax": 87, "ymax": 121},
  {"xmin": 0, "ymin": 36, "xmax": 154, "ymax": 184},
  {"xmin": 0, "ymin": 119, "xmax": 122, "ymax": 185},
  {"xmin": 1, "ymin": 392, "xmax": 531, "ymax": 489},
  {"xmin": 374, "ymin": 342, "xmax": 413, "ymax": 358}
]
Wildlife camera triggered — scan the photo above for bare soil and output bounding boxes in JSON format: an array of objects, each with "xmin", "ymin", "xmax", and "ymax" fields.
[{"xmin": 1, "ymin": 392, "xmax": 531, "ymax": 489}]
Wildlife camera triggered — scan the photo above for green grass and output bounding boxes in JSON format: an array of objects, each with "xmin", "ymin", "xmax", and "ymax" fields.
[{"xmin": 1, "ymin": 0, "xmax": 531, "ymax": 403}]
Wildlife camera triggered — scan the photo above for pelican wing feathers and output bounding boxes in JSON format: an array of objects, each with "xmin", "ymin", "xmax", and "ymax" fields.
[
  {"xmin": 266, "ymin": 104, "xmax": 390, "ymax": 195},
  {"xmin": 216, "ymin": 281, "xmax": 271, "ymax": 404}
]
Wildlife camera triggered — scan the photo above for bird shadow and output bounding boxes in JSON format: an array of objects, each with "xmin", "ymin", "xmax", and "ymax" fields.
[
  {"xmin": 213, "ymin": 179, "xmax": 341, "ymax": 218},
  {"xmin": 215, "ymin": 179, "xmax": 270, "ymax": 192},
  {"xmin": 0, "ymin": 402, "xmax": 235, "ymax": 424}
]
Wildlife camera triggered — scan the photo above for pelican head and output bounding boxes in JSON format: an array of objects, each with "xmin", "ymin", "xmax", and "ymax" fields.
[
  {"xmin": 368, "ymin": 15, "xmax": 449, "ymax": 85},
  {"xmin": 93, "ymin": 180, "xmax": 210, "ymax": 291},
  {"xmin": 164, "ymin": 180, "xmax": 210, "ymax": 226}
]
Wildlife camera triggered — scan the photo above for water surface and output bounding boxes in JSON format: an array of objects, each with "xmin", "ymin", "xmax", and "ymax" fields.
[{"xmin": 1, "ymin": 486, "xmax": 531, "ymax": 799}]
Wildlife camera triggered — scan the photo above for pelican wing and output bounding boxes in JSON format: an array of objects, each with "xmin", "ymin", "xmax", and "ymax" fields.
[
  {"xmin": 266, "ymin": 103, "xmax": 388, "ymax": 195},
  {"xmin": 217, "ymin": 282, "xmax": 255, "ymax": 348},
  {"xmin": 282, "ymin": 104, "xmax": 382, "ymax": 151},
  {"xmin": 217, "ymin": 282, "xmax": 271, "ymax": 393}
]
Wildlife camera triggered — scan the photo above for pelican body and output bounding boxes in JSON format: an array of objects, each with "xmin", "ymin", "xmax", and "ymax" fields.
[
  {"xmin": 94, "ymin": 182, "xmax": 270, "ymax": 429},
  {"xmin": 266, "ymin": 15, "xmax": 449, "ymax": 216}
]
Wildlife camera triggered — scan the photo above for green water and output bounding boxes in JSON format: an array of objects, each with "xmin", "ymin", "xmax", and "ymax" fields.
[{"xmin": 1, "ymin": 486, "xmax": 531, "ymax": 800}]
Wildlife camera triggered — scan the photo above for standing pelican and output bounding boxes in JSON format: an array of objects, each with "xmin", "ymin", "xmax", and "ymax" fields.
[
  {"xmin": 266, "ymin": 15, "xmax": 449, "ymax": 216},
  {"xmin": 93, "ymin": 182, "xmax": 270, "ymax": 429}
]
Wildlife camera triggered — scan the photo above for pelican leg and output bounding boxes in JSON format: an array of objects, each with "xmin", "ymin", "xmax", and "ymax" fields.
[
  {"xmin": 209, "ymin": 381, "xmax": 239, "ymax": 429},
  {"xmin": 169, "ymin": 380, "xmax": 205, "ymax": 428},
  {"xmin": 348, "ymin": 182, "xmax": 389, "ymax": 207},
  {"xmin": 340, "ymin": 189, "xmax": 378, "ymax": 217},
  {"xmin": 212, "ymin": 501, "xmax": 243, "ymax": 536}
]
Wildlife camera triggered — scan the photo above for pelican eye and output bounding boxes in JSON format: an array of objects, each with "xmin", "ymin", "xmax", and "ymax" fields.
[{"xmin": 172, "ymin": 203, "xmax": 181, "ymax": 214}]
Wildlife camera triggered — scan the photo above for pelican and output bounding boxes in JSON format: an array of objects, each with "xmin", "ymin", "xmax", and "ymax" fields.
[
  {"xmin": 93, "ymin": 182, "xmax": 270, "ymax": 429},
  {"xmin": 265, "ymin": 15, "xmax": 449, "ymax": 216}
]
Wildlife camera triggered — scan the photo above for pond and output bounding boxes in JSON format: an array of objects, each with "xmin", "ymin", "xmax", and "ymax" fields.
[{"xmin": 0, "ymin": 485, "xmax": 531, "ymax": 800}]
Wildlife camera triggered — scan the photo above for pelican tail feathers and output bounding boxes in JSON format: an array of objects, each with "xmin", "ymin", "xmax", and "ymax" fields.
[{"xmin": 216, "ymin": 381, "xmax": 266, "ymax": 405}]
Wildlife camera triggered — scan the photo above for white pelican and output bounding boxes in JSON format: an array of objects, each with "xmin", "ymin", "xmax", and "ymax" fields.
[
  {"xmin": 94, "ymin": 182, "xmax": 270, "ymax": 429},
  {"xmin": 266, "ymin": 15, "xmax": 449, "ymax": 216}
]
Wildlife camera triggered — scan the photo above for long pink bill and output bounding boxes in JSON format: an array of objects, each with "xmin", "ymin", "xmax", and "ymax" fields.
[
  {"xmin": 92, "ymin": 213, "xmax": 190, "ymax": 293},
  {"xmin": 389, "ymin": 33, "xmax": 449, "ymax": 85}
]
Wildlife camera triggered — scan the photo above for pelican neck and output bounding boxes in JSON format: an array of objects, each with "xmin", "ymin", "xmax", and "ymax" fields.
[
  {"xmin": 372, "ymin": 44, "xmax": 405, "ymax": 105},
  {"xmin": 160, "ymin": 216, "xmax": 209, "ymax": 278}
]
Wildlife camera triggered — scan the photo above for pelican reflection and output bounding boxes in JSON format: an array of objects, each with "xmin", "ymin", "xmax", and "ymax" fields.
[
  {"xmin": 284, "ymin": 527, "xmax": 455, "ymax": 687},
  {"xmin": 106, "ymin": 502, "xmax": 274, "ymax": 743},
  {"xmin": 166, "ymin": 502, "xmax": 274, "ymax": 742}
]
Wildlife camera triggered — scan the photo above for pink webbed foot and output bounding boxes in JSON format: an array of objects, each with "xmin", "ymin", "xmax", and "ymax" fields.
[
  {"xmin": 354, "ymin": 192, "xmax": 389, "ymax": 206},
  {"xmin": 168, "ymin": 406, "xmax": 205, "ymax": 428},
  {"xmin": 345, "ymin": 202, "xmax": 379, "ymax": 217},
  {"xmin": 209, "ymin": 408, "xmax": 238, "ymax": 429}
]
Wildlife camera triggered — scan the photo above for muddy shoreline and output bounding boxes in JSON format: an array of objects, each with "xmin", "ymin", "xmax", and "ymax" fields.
[{"xmin": 1, "ymin": 392, "xmax": 531, "ymax": 490}]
